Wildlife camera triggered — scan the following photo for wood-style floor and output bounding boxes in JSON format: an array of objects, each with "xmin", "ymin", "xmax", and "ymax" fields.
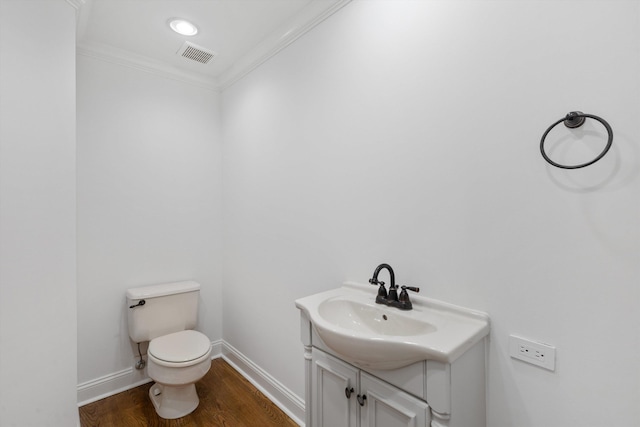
[{"xmin": 79, "ymin": 358, "xmax": 299, "ymax": 427}]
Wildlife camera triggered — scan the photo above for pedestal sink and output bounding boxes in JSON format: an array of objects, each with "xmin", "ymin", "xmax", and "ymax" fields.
[{"xmin": 295, "ymin": 282, "xmax": 490, "ymax": 370}]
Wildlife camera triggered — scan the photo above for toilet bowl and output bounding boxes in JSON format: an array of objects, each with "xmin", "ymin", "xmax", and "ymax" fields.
[
  {"xmin": 146, "ymin": 330, "xmax": 212, "ymax": 419},
  {"xmin": 126, "ymin": 281, "xmax": 212, "ymax": 419}
]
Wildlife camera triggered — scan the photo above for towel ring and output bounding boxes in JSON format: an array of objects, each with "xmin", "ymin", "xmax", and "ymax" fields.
[{"xmin": 540, "ymin": 112, "xmax": 613, "ymax": 169}]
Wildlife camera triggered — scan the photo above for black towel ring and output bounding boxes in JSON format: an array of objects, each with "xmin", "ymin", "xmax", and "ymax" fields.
[{"xmin": 540, "ymin": 111, "xmax": 613, "ymax": 169}]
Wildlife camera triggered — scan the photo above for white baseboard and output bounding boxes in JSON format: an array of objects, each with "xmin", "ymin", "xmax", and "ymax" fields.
[
  {"xmin": 77, "ymin": 365, "xmax": 152, "ymax": 406},
  {"xmin": 76, "ymin": 340, "xmax": 305, "ymax": 427},
  {"xmin": 221, "ymin": 341, "xmax": 305, "ymax": 426},
  {"xmin": 77, "ymin": 339, "xmax": 224, "ymax": 406}
]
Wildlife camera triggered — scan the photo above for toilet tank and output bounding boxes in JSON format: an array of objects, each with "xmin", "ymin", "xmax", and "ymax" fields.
[{"xmin": 127, "ymin": 281, "xmax": 201, "ymax": 343}]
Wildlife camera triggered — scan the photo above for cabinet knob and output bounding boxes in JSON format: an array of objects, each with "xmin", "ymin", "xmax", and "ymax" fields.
[
  {"xmin": 357, "ymin": 394, "xmax": 367, "ymax": 406},
  {"xmin": 345, "ymin": 387, "xmax": 354, "ymax": 399}
]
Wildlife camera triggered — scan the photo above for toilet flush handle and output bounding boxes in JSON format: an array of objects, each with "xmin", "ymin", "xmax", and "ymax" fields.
[{"xmin": 129, "ymin": 299, "xmax": 146, "ymax": 309}]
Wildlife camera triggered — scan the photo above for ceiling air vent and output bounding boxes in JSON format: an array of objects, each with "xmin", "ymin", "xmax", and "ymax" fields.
[{"xmin": 176, "ymin": 41, "xmax": 215, "ymax": 64}]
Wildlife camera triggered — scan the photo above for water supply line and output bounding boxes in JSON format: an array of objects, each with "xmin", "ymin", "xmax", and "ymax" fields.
[{"xmin": 135, "ymin": 343, "xmax": 146, "ymax": 370}]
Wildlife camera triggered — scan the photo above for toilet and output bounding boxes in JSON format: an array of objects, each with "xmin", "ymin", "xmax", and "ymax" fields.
[{"xmin": 126, "ymin": 281, "xmax": 212, "ymax": 419}]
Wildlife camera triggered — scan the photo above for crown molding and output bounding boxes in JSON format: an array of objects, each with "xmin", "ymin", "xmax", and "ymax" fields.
[
  {"xmin": 218, "ymin": 0, "xmax": 352, "ymax": 90},
  {"xmin": 76, "ymin": 0, "xmax": 351, "ymax": 91},
  {"xmin": 65, "ymin": 0, "xmax": 85, "ymax": 11},
  {"xmin": 77, "ymin": 41, "xmax": 219, "ymax": 91}
]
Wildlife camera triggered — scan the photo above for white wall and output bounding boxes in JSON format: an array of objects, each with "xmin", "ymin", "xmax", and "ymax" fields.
[
  {"xmin": 76, "ymin": 56, "xmax": 223, "ymax": 386},
  {"xmin": 0, "ymin": 0, "xmax": 78, "ymax": 425},
  {"xmin": 221, "ymin": 1, "xmax": 640, "ymax": 426}
]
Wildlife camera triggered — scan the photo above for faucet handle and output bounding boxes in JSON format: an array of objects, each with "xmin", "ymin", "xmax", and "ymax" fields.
[
  {"xmin": 369, "ymin": 277, "xmax": 385, "ymax": 286},
  {"xmin": 370, "ymin": 278, "xmax": 388, "ymax": 303},
  {"xmin": 397, "ymin": 286, "xmax": 419, "ymax": 310}
]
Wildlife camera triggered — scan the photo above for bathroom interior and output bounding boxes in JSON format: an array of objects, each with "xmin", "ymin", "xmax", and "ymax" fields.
[{"xmin": 0, "ymin": 0, "xmax": 639, "ymax": 426}]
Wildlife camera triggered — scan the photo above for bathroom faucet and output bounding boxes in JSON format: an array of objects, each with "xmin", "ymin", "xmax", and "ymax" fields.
[
  {"xmin": 369, "ymin": 263, "xmax": 396, "ymax": 303},
  {"xmin": 369, "ymin": 263, "xmax": 419, "ymax": 310}
]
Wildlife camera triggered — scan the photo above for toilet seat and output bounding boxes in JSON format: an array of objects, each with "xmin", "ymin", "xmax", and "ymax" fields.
[{"xmin": 149, "ymin": 330, "xmax": 211, "ymax": 367}]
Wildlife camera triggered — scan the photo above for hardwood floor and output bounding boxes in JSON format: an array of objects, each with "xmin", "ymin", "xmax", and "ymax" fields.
[{"xmin": 79, "ymin": 358, "xmax": 300, "ymax": 427}]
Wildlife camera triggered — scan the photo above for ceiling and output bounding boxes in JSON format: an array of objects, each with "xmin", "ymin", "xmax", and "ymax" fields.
[{"xmin": 76, "ymin": 0, "xmax": 350, "ymax": 89}]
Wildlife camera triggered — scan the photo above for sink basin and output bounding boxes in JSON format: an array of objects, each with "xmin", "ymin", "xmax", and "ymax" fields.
[
  {"xmin": 318, "ymin": 297, "xmax": 437, "ymax": 336},
  {"xmin": 296, "ymin": 282, "xmax": 490, "ymax": 370}
]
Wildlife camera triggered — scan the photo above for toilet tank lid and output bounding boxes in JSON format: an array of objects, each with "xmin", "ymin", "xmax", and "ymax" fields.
[{"xmin": 126, "ymin": 280, "xmax": 200, "ymax": 300}]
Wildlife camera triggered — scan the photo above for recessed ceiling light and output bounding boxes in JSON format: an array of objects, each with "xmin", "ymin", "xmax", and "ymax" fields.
[{"xmin": 168, "ymin": 18, "xmax": 198, "ymax": 36}]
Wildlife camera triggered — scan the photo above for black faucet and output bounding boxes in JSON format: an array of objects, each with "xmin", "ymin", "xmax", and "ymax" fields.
[
  {"xmin": 369, "ymin": 263, "xmax": 419, "ymax": 310},
  {"xmin": 369, "ymin": 263, "xmax": 395, "ymax": 304}
]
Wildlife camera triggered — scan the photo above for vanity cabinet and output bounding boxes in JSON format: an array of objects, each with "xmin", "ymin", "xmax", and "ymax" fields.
[
  {"xmin": 312, "ymin": 348, "xmax": 430, "ymax": 427},
  {"xmin": 300, "ymin": 313, "xmax": 487, "ymax": 427},
  {"xmin": 312, "ymin": 348, "xmax": 357, "ymax": 427}
]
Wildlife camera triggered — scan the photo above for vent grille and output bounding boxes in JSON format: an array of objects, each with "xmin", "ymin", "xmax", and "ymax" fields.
[{"xmin": 176, "ymin": 41, "xmax": 215, "ymax": 64}]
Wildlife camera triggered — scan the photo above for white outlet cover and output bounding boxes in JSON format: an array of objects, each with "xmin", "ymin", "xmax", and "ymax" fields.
[{"xmin": 509, "ymin": 335, "xmax": 556, "ymax": 371}]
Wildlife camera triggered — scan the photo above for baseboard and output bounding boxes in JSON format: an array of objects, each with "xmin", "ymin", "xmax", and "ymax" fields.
[
  {"xmin": 77, "ymin": 339, "xmax": 224, "ymax": 406},
  {"xmin": 77, "ymin": 365, "xmax": 152, "ymax": 406},
  {"xmin": 222, "ymin": 341, "xmax": 305, "ymax": 426},
  {"xmin": 76, "ymin": 340, "xmax": 305, "ymax": 426}
]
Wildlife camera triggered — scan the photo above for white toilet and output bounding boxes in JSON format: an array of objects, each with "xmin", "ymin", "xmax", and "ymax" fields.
[{"xmin": 126, "ymin": 280, "xmax": 212, "ymax": 419}]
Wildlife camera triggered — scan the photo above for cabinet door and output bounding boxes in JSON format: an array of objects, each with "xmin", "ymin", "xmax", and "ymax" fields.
[
  {"xmin": 312, "ymin": 348, "xmax": 359, "ymax": 427},
  {"xmin": 360, "ymin": 372, "xmax": 431, "ymax": 427}
]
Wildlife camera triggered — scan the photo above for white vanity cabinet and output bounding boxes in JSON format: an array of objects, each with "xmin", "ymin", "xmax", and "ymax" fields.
[
  {"xmin": 312, "ymin": 348, "xmax": 430, "ymax": 427},
  {"xmin": 312, "ymin": 348, "xmax": 358, "ymax": 427},
  {"xmin": 300, "ymin": 312, "xmax": 487, "ymax": 427}
]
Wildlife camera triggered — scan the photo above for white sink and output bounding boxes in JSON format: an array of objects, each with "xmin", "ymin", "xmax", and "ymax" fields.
[
  {"xmin": 295, "ymin": 282, "xmax": 490, "ymax": 370},
  {"xmin": 318, "ymin": 297, "xmax": 437, "ymax": 336}
]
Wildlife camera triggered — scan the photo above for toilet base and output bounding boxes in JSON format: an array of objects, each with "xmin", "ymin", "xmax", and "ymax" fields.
[{"xmin": 149, "ymin": 382, "xmax": 199, "ymax": 419}]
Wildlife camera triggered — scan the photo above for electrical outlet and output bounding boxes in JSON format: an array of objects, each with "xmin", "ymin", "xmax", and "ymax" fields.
[{"xmin": 509, "ymin": 335, "xmax": 556, "ymax": 371}]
